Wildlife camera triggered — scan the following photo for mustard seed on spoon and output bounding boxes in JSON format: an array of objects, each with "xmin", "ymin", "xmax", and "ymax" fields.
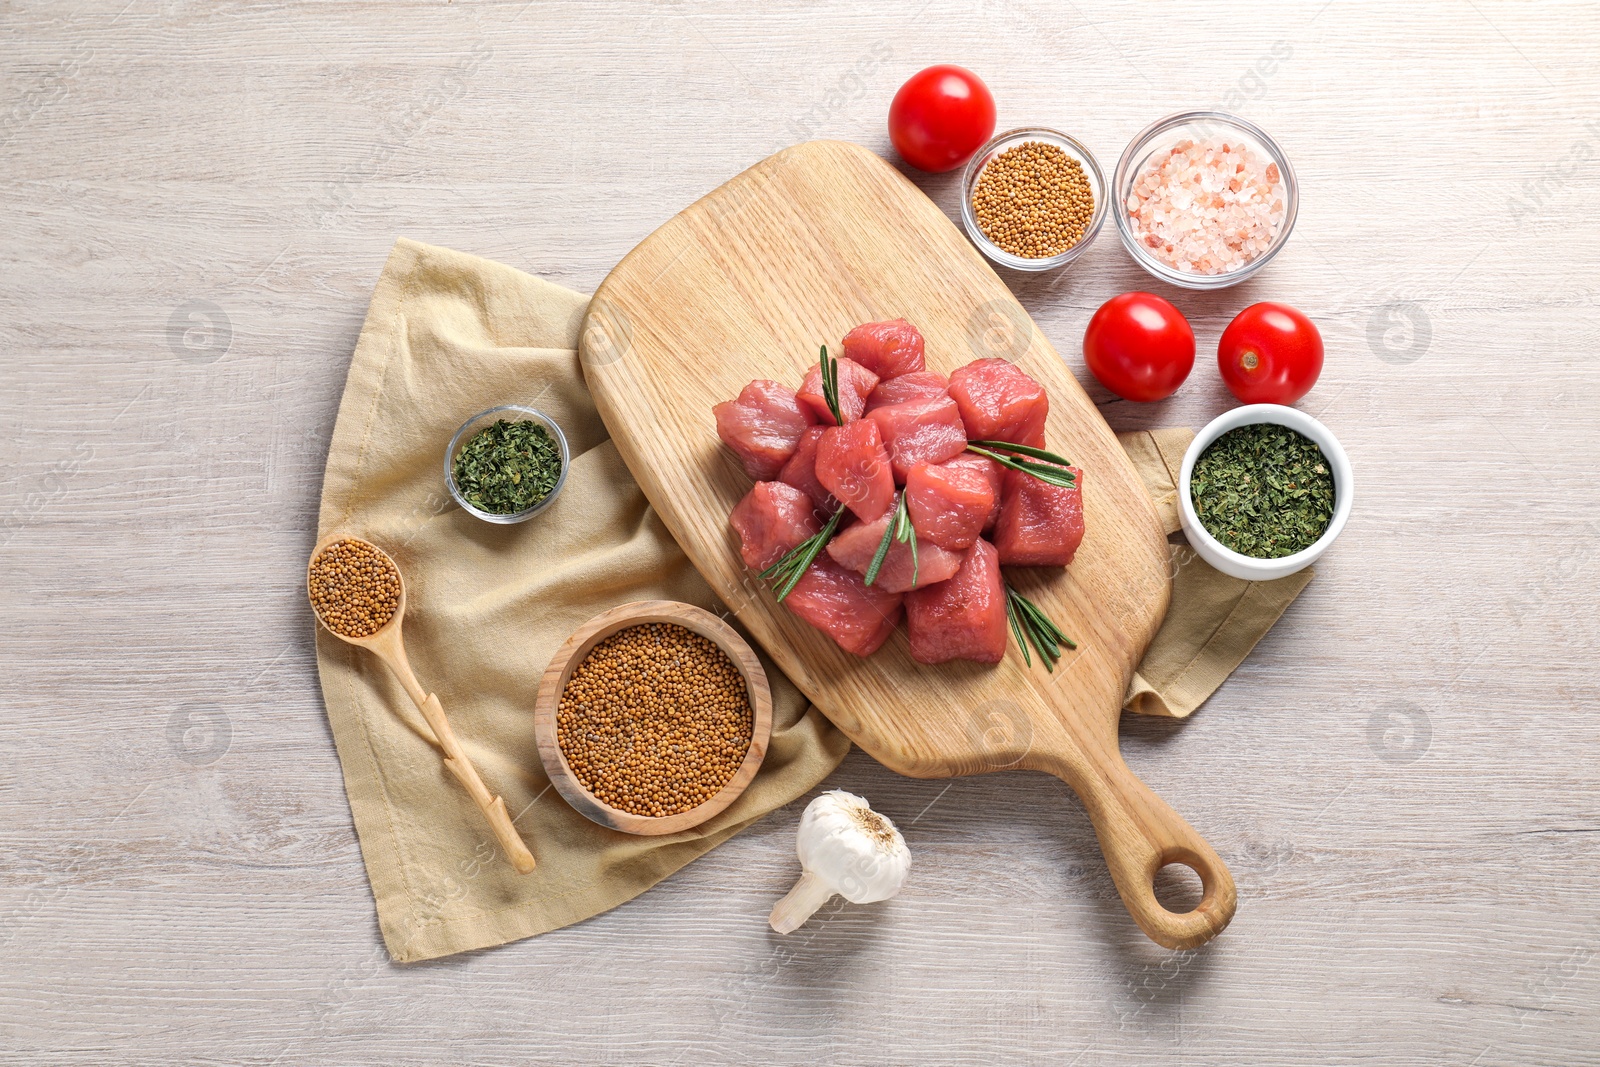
[
  {"xmin": 308, "ymin": 537, "xmax": 401, "ymax": 638},
  {"xmin": 307, "ymin": 535, "xmax": 536, "ymax": 874}
]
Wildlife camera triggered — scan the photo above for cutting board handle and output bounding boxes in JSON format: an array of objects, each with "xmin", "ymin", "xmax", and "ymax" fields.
[{"xmin": 1034, "ymin": 746, "xmax": 1237, "ymax": 950}]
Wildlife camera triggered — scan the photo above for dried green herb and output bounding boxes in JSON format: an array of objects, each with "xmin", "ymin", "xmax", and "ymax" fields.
[
  {"xmin": 453, "ymin": 418, "xmax": 563, "ymax": 515},
  {"xmin": 1190, "ymin": 422, "xmax": 1335, "ymax": 558}
]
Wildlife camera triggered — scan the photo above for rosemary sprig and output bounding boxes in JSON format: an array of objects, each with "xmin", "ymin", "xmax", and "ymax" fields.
[
  {"xmin": 863, "ymin": 494, "xmax": 918, "ymax": 587},
  {"xmin": 754, "ymin": 347, "xmax": 848, "ymax": 602},
  {"xmin": 1005, "ymin": 583, "xmax": 1077, "ymax": 671},
  {"xmin": 966, "ymin": 440, "xmax": 1079, "ymax": 489},
  {"xmin": 758, "ymin": 506, "xmax": 845, "ymax": 601},
  {"xmin": 818, "ymin": 344, "xmax": 843, "ymax": 425}
]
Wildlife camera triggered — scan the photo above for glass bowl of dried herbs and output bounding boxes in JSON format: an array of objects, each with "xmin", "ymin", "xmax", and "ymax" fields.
[
  {"xmin": 445, "ymin": 405, "xmax": 570, "ymax": 524},
  {"xmin": 1179, "ymin": 404, "xmax": 1353, "ymax": 581}
]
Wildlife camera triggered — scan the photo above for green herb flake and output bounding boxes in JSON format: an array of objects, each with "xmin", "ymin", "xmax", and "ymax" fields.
[
  {"xmin": 1190, "ymin": 422, "xmax": 1335, "ymax": 559},
  {"xmin": 453, "ymin": 418, "xmax": 563, "ymax": 515}
]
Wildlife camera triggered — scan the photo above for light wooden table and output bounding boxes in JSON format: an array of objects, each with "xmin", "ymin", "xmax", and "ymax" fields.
[{"xmin": 3, "ymin": 2, "xmax": 1597, "ymax": 1063}]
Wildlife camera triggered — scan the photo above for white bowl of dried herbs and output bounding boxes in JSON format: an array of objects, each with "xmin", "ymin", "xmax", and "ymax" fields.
[
  {"xmin": 445, "ymin": 405, "xmax": 570, "ymax": 524},
  {"xmin": 1179, "ymin": 404, "xmax": 1352, "ymax": 582}
]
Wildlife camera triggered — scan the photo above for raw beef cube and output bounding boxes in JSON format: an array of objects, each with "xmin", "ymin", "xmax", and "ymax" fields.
[
  {"xmin": 841, "ymin": 319, "xmax": 927, "ymax": 380},
  {"xmin": 729, "ymin": 482, "xmax": 821, "ymax": 571},
  {"xmin": 777, "ymin": 426, "xmax": 837, "ymax": 513},
  {"xmin": 905, "ymin": 539, "xmax": 1008, "ymax": 665},
  {"xmin": 865, "ymin": 396, "xmax": 968, "ymax": 483},
  {"xmin": 825, "ymin": 504, "xmax": 964, "ymax": 594},
  {"xmin": 993, "ymin": 465, "xmax": 1085, "ymax": 566},
  {"xmin": 948, "ymin": 358, "xmax": 1050, "ymax": 447},
  {"xmin": 785, "ymin": 554, "xmax": 904, "ymax": 657},
  {"xmin": 864, "ymin": 370, "xmax": 949, "ymax": 414},
  {"xmin": 816, "ymin": 420, "xmax": 896, "ymax": 522},
  {"xmin": 939, "ymin": 453, "xmax": 1006, "ymax": 532},
  {"xmin": 905, "ymin": 461, "xmax": 995, "ymax": 551},
  {"xmin": 797, "ymin": 356, "xmax": 879, "ymax": 425},
  {"xmin": 713, "ymin": 379, "xmax": 815, "ymax": 480}
]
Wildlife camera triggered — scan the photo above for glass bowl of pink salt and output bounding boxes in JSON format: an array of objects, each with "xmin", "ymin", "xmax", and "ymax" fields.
[{"xmin": 1113, "ymin": 111, "xmax": 1297, "ymax": 290}]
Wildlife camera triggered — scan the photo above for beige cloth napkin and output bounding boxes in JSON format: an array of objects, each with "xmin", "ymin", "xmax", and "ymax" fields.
[
  {"xmin": 315, "ymin": 238, "xmax": 1311, "ymax": 962},
  {"xmin": 1117, "ymin": 428, "xmax": 1314, "ymax": 718}
]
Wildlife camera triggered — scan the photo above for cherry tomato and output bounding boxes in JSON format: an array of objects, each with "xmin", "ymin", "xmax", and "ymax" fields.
[
  {"xmin": 888, "ymin": 65, "xmax": 996, "ymax": 173},
  {"xmin": 1217, "ymin": 302, "xmax": 1324, "ymax": 405},
  {"xmin": 1081, "ymin": 292, "xmax": 1195, "ymax": 402}
]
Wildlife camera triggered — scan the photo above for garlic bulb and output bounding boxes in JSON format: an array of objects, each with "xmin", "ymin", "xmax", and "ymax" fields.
[{"xmin": 768, "ymin": 789, "xmax": 910, "ymax": 934}]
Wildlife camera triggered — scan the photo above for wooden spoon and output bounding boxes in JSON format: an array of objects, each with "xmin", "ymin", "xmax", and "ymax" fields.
[{"xmin": 307, "ymin": 534, "xmax": 535, "ymax": 874}]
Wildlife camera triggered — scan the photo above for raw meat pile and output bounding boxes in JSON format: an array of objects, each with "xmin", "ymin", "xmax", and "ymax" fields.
[{"xmin": 716, "ymin": 319, "xmax": 1085, "ymax": 666}]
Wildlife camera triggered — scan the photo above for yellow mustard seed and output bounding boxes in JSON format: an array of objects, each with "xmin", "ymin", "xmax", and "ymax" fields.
[
  {"xmin": 556, "ymin": 623, "xmax": 753, "ymax": 818},
  {"xmin": 308, "ymin": 538, "xmax": 402, "ymax": 638},
  {"xmin": 971, "ymin": 141, "xmax": 1095, "ymax": 258}
]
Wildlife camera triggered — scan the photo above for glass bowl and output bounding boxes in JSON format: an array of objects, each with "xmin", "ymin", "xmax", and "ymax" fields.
[
  {"xmin": 444, "ymin": 404, "xmax": 570, "ymax": 524},
  {"xmin": 959, "ymin": 126, "xmax": 1108, "ymax": 272},
  {"xmin": 1113, "ymin": 111, "xmax": 1298, "ymax": 290}
]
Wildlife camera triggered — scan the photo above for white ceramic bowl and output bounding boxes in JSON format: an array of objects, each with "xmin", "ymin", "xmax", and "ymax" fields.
[{"xmin": 1179, "ymin": 405, "xmax": 1352, "ymax": 581}]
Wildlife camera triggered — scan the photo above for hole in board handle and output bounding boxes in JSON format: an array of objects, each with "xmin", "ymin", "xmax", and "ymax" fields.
[{"xmin": 1153, "ymin": 859, "xmax": 1206, "ymax": 915}]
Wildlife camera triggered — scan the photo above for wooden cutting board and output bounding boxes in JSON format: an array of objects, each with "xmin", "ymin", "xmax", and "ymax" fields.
[{"xmin": 580, "ymin": 140, "xmax": 1236, "ymax": 949}]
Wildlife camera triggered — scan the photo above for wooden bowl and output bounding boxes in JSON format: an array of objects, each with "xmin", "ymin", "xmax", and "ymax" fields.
[{"xmin": 533, "ymin": 601, "xmax": 773, "ymax": 835}]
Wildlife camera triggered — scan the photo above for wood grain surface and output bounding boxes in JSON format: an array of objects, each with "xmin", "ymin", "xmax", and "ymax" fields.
[
  {"xmin": 583, "ymin": 139, "xmax": 1235, "ymax": 949},
  {"xmin": 3, "ymin": 1, "xmax": 1599, "ymax": 1064}
]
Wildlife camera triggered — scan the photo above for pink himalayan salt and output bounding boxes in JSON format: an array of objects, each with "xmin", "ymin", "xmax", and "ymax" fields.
[{"xmin": 1125, "ymin": 137, "xmax": 1286, "ymax": 275}]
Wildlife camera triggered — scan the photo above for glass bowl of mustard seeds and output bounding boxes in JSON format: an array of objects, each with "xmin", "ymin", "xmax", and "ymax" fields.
[
  {"xmin": 960, "ymin": 127, "xmax": 1108, "ymax": 272},
  {"xmin": 445, "ymin": 405, "xmax": 571, "ymax": 524}
]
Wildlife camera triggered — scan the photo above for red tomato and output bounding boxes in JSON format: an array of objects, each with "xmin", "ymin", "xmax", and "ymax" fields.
[
  {"xmin": 1081, "ymin": 292, "xmax": 1195, "ymax": 402},
  {"xmin": 1217, "ymin": 303, "xmax": 1324, "ymax": 405},
  {"xmin": 888, "ymin": 65, "xmax": 996, "ymax": 173}
]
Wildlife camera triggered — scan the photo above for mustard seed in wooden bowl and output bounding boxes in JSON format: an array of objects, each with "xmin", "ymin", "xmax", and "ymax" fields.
[
  {"xmin": 533, "ymin": 602, "xmax": 773, "ymax": 836},
  {"xmin": 558, "ymin": 623, "xmax": 751, "ymax": 815}
]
